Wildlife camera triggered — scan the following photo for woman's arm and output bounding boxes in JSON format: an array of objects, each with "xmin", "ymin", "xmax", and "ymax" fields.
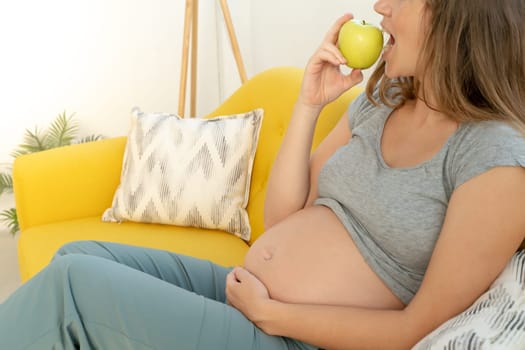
[
  {"xmin": 229, "ymin": 166, "xmax": 525, "ymax": 349},
  {"xmin": 303, "ymin": 111, "xmax": 352, "ymax": 207},
  {"xmin": 263, "ymin": 102, "xmax": 327, "ymax": 228},
  {"xmin": 264, "ymin": 109, "xmax": 352, "ymax": 227},
  {"xmin": 264, "ymin": 13, "xmax": 363, "ymax": 228}
]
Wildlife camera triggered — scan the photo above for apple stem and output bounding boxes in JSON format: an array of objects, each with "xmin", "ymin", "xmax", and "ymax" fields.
[{"xmin": 361, "ymin": 20, "xmax": 366, "ymax": 25}]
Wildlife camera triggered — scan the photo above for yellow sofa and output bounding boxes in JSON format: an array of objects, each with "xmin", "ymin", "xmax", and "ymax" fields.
[{"xmin": 13, "ymin": 66, "xmax": 361, "ymax": 282}]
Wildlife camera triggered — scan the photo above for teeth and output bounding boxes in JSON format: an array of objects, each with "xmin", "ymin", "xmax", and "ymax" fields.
[
  {"xmin": 382, "ymin": 30, "xmax": 390, "ymax": 43},
  {"xmin": 384, "ymin": 35, "xmax": 394, "ymax": 50},
  {"xmin": 381, "ymin": 28, "xmax": 394, "ymax": 50}
]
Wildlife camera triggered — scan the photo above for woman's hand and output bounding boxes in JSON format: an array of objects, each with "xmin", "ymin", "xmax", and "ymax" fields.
[
  {"xmin": 300, "ymin": 13, "xmax": 364, "ymax": 111},
  {"xmin": 225, "ymin": 267, "xmax": 272, "ymax": 326}
]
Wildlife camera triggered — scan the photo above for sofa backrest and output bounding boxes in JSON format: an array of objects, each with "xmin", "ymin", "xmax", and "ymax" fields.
[{"xmin": 206, "ymin": 66, "xmax": 362, "ymax": 245}]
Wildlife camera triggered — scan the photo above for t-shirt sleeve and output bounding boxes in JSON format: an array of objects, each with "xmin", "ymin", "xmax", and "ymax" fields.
[
  {"xmin": 347, "ymin": 90, "xmax": 372, "ymax": 130},
  {"xmin": 449, "ymin": 121, "xmax": 525, "ymax": 190},
  {"xmin": 348, "ymin": 84, "xmax": 394, "ymax": 130}
]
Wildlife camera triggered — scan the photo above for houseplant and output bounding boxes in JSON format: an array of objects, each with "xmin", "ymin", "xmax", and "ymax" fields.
[{"xmin": 0, "ymin": 111, "xmax": 104, "ymax": 236}]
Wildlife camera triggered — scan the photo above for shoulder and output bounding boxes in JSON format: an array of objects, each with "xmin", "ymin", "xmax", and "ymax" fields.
[
  {"xmin": 457, "ymin": 119, "xmax": 522, "ymax": 142},
  {"xmin": 347, "ymin": 86, "xmax": 392, "ymax": 130},
  {"xmin": 446, "ymin": 120, "xmax": 525, "ymax": 190}
]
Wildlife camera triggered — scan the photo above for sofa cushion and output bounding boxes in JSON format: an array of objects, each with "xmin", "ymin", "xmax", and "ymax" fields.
[
  {"xmin": 102, "ymin": 108, "xmax": 263, "ymax": 241},
  {"xmin": 413, "ymin": 249, "xmax": 525, "ymax": 349},
  {"xmin": 17, "ymin": 217, "xmax": 250, "ymax": 282}
]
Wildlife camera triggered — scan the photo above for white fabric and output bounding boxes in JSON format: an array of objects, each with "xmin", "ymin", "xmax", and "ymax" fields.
[
  {"xmin": 413, "ymin": 250, "xmax": 525, "ymax": 349},
  {"xmin": 103, "ymin": 107, "xmax": 263, "ymax": 240}
]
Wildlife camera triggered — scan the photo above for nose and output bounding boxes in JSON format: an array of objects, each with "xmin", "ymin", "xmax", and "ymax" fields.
[{"xmin": 374, "ymin": 0, "xmax": 391, "ymax": 17}]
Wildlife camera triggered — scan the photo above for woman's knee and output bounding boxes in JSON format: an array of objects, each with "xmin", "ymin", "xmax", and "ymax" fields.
[
  {"xmin": 50, "ymin": 254, "xmax": 115, "ymax": 291},
  {"xmin": 49, "ymin": 253, "xmax": 99, "ymax": 279},
  {"xmin": 54, "ymin": 240, "xmax": 100, "ymax": 259},
  {"xmin": 46, "ymin": 254, "xmax": 114, "ymax": 309}
]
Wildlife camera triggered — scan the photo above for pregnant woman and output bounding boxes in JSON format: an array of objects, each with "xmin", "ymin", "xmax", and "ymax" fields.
[{"xmin": 2, "ymin": 0, "xmax": 525, "ymax": 349}]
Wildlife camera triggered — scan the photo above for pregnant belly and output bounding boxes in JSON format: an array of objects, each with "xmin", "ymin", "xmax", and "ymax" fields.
[{"xmin": 244, "ymin": 205, "xmax": 404, "ymax": 309}]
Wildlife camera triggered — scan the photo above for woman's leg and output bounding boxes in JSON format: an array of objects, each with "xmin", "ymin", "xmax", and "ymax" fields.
[
  {"xmin": 0, "ymin": 243, "xmax": 317, "ymax": 350},
  {"xmin": 55, "ymin": 240, "xmax": 230, "ymax": 301}
]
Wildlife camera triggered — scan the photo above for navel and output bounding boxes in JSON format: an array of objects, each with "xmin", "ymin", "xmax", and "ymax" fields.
[{"xmin": 262, "ymin": 246, "xmax": 275, "ymax": 261}]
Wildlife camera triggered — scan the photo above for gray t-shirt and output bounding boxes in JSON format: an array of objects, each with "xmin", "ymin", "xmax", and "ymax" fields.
[{"xmin": 314, "ymin": 92, "xmax": 525, "ymax": 305}]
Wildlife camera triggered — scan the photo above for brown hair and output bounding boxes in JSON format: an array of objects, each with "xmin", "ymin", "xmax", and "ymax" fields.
[{"xmin": 366, "ymin": 0, "xmax": 525, "ymax": 134}]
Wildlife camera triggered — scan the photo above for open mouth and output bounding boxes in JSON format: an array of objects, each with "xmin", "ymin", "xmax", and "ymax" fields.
[{"xmin": 386, "ymin": 34, "xmax": 395, "ymax": 48}]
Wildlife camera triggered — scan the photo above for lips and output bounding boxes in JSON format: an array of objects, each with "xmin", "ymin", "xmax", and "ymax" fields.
[
  {"xmin": 383, "ymin": 31, "xmax": 395, "ymax": 53},
  {"xmin": 380, "ymin": 24, "xmax": 395, "ymax": 48},
  {"xmin": 380, "ymin": 23, "xmax": 395, "ymax": 60},
  {"xmin": 388, "ymin": 35, "xmax": 395, "ymax": 45}
]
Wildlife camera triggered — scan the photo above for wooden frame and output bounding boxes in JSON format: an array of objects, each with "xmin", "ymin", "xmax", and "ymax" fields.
[{"xmin": 178, "ymin": 0, "xmax": 248, "ymax": 117}]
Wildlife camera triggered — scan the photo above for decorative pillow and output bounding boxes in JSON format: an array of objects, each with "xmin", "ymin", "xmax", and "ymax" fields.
[
  {"xmin": 102, "ymin": 107, "xmax": 264, "ymax": 240},
  {"xmin": 413, "ymin": 249, "xmax": 525, "ymax": 350}
]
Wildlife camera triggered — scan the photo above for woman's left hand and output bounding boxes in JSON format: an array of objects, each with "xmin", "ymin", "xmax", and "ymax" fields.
[{"xmin": 225, "ymin": 267, "xmax": 271, "ymax": 325}]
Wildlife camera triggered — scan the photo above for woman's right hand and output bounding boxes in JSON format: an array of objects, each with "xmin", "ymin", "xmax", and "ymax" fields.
[{"xmin": 299, "ymin": 13, "xmax": 364, "ymax": 112}]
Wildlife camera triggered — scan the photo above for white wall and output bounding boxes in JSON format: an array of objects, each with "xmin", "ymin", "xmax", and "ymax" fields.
[
  {"xmin": 250, "ymin": 1, "xmax": 381, "ymax": 74},
  {"xmin": 0, "ymin": 0, "xmax": 379, "ymax": 165},
  {"xmin": 219, "ymin": 1, "xmax": 381, "ymax": 100}
]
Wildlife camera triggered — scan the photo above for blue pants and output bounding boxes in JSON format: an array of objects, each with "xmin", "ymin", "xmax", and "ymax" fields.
[{"xmin": 0, "ymin": 241, "xmax": 317, "ymax": 350}]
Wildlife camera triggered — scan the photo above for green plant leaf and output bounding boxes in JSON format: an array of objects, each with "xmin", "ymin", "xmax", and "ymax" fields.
[
  {"xmin": 10, "ymin": 127, "xmax": 49, "ymax": 158},
  {"xmin": 47, "ymin": 111, "xmax": 79, "ymax": 148},
  {"xmin": 0, "ymin": 208, "xmax": 19, "ymax": 236},
  {"xmin": 0, "ymin": 172, "xmax": 13, "ymax": 196},
  {"xmin": 76, "ymin": 135, "xmax": 105, "ymax": 144},
  {"xmin": 1, "ymin": 111, "xmax": 104, "ymax": 238}
]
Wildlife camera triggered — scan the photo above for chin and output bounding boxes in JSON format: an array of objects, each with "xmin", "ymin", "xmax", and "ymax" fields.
[
  {"xmin": 384, "ymin": 64, "xmax": 413, "ymax": 80},
  {"xmin": 384, "ymin": 67, "xmax": 400, "ymax": 79},
  {"xmin": 384, "ymin": 72, "xmax": 397, "ymax": 79}
]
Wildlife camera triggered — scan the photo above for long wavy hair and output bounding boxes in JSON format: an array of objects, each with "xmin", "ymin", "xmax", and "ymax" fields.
[{"xmin": 366, "ymin": 0, "xmax": 525, "ymax": 134}]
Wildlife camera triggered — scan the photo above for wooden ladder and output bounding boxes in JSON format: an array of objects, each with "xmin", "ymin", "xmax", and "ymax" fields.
[{"xmin": 178, "ymin": 0, "xmax": 248, "ymax": 117}]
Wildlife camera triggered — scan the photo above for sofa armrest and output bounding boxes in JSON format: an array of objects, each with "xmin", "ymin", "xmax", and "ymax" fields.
[{"xmin": 13, "ymin": 137, "xmax": 127, "ymax": 230}]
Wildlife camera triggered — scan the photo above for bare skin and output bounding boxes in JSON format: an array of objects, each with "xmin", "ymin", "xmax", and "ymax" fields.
[{"xmin": 244, "ymin": 205, "xmax": 405, "ymax": 309}]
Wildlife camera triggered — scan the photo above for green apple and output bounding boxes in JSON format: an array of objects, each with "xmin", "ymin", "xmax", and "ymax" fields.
[{"xmin": 337, "ymin": 19, "xmax": 384, "ymax": 69}]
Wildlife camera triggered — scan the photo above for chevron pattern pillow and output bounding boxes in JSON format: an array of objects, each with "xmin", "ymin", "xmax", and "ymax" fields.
[
  {"xmin": 413, "ymin": 249, "xmax": 525, "ymax": 350},
  {"xmin": 102, "ymin": 107, "xmax": 263, "ymax": 240}
]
